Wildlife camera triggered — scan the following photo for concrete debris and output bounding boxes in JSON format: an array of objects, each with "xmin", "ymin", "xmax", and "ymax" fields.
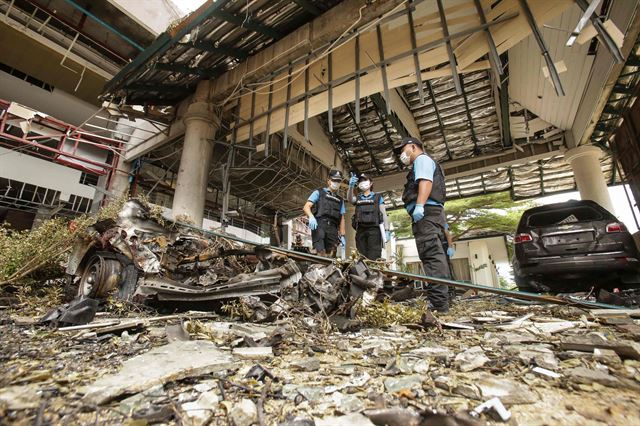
[
  {"xmin": 560, "ymin": 333, "xmax": 640, "ymax": 359},
  {"xmin": 232, "ymin": 346, "xmax": 274, "ymax": 359},
  {"xmin": 454, "ymin": 346, "xmax": 490, "ymax": 372},
  {"xmin": 567, "ymin": 367, "xmax": 622, "ymax": 388},
  {"xmin": 291, "ymin": 357, "xmax": 320, "ymax": 372},
  {"xmin": 181, "ymin": 390, "xmax": 220, "ymax": 425},
  {"xmin": 81, "ymin": 340, "xmax": 233, "ymax": 405},
  {"xmin": 0, "ymin": 384, "xmax": 41, "ymax": 410},
  {"xmin": 476, "ymin": 375, "xmax": 538, "ymax": 405},
  {"xmin": 228, "ymin": 398, "xmax": 258, "ymax": 426},
  {"xmin": 384, "ymin": 374, "xmax": 423, "ymax": 393}
]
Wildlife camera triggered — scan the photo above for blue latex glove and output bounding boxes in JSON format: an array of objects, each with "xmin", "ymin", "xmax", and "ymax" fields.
[
  {"xmin": 386, "ymin": 231, "xmax": 391, "ymax": 242},
  {"xmin": 339, "ymin": 235, "xmax": 346, "ymax": 247},
  {"xmin": 412, "ymin": 204, "xmax": 424, "ymax": 223},
  {"xmin": 447, "ymin": 246, "xmax": 455, "ymax": 258},
  {"xmin": 308, "ymin": 216, "xmax": 318, "ymax": 230},
  {"xmin": 349, "ymin": 173, "xmax": 358, "ymax": 188}
]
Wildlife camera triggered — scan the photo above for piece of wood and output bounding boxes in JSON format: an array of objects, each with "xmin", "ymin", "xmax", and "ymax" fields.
[
  {"xmin": 560, "ymin": 336, "xmax": 640, "ymax": 359},
  {"xmin": 589, "ymin": 309, "xmax": 640, "ymax": 319}
]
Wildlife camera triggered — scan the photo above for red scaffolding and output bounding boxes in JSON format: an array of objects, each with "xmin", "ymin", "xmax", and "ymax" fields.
[{"xmin": 0, "ymin": 99, "xmax": 123, "ymax": 190}]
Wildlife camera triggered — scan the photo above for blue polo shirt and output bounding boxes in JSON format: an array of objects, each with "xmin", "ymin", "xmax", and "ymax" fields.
[
  {"xmin": 308, "ymin": 188, "xmax": 346, "ymax": 215},
  {"xmin": 405, "ymin": 154, "xmax": 444, "ymax": 214}
]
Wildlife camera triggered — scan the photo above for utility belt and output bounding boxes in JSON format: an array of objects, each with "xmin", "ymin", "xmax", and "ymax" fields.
[
  {"xmin": 408, "ymin": 202, "xmax": 443, "ymax": 215},
  {"xmin": 316, "ymin": 216, "xmax": 339, "ymax": 227}
]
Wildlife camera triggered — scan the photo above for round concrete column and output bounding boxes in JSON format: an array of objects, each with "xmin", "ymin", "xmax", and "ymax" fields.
[
  {"xmin": 564, "ymin": 145, "xmax": 614, "ymax": 214},
  {"xmin": 172, "ymin": 99, "xmax": 220, "ymax": 226},
  {"xmin": 108, "ymin": 159, "xmax": 132, "ymax": 201},
  {"xmin": 344, "ymin": 204, "xmax": 356, "ymax": 257}
]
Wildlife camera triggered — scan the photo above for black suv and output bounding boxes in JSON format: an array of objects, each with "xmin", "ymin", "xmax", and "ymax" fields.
[{"xmin": 513, "ymin": 200, "xmax": 640, "ymax": 292}]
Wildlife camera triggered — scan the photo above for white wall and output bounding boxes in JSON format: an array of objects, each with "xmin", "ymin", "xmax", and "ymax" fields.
[
  {"xmin": 0, "ymin": 146, "xmax": 96, "ymax": 201},
  {"xmin": 396, "ymin": 235, "xmax": 509, "ymax": 287},
  {"xmin": 0, "ymin": 71, "xmax": 99, "ymax": 126},
  {"xmin": 106, "ymin": 0, "xmax": 183, "ymax": 36}
]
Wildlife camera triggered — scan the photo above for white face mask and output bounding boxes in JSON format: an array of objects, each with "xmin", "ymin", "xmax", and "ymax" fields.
[
  {"xmin": 400, "ymin": 151, "xmax": 411, "ymax": 166},
  {"xmin": 358, "ymin": 181, "xmax": 371, "ymax": 191},
  {"xmin": 329, "ymin": 181, "xmax": 340, "ymax": 191}
]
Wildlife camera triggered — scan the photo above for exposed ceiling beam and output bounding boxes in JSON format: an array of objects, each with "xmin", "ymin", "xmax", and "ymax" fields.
[
  {"xmin": 369, "ymin": 95, "xmax": 404, "ymax": 168},
  {"xmin": 374, "ymin": 141, "xmax": 565, "ymax": 191},
  {"xmin": 154, "ymin": 63, "xmax": 222, "ymax": 77},
  {"xmin": 230, "ymin": 0, "xmax": 572, "ymax": 142},
  {"xmin": 187, "ymin": 41, "xmax": 249, "ymax": 60},
  {"xmin": 293, "ymin": 0, "xmax": 323, "ymax": 16},
  {"xmin": 345, "ymin": 102, "xmax": 383, "ymax": 174},
  {"xmin": 213, "ymin": 10, "xmax": 283, "ymax": 39},
  {"xmin": 426, "ymin": 80, "xmax": 453, "ymax": 160},
  {"xmin": 382, "ymin": 89, "xmax": 420, "ymax": 139}
]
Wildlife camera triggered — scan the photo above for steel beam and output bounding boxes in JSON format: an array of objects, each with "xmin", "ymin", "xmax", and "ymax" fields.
[
  {"xmin": 575, "ymin": 0, "xmax": 624, "ymax": 63},
  {"xmin": 472, "ymin": 0, "xmax": 503, "ymax": 77},
  {"xmin": 426, "ymin": 80, "xmax": 453, "ymax": 159},
  {"xmin": 293, "ymin": 0, "xmax": 322, "ymax": 16},
  {"xmin": 154, "ymin": 63, "xmax": 222, "ymax": 77},
  {"xmin": 345, "ymin": 102, "xmax": 383, "ymax": 174},
  {"xmin": 188, "ymin": 41, "xmax": 249, "ymax": 60},
  {"xmin": 370, "ymin": 94, "xmax": 404, "ymax": 168},
  {"xmin": 459, "ymin": 75, "xmax": 480, "ymax": 153},
  {"xmin": 518, "ymin": 0, "xmax": 565, "ymax": 96},
  {"xmin": 213, "ymin": 10, "xmax": 283, "ymax": 39},
  {"xmin": 436, "ymin": 0, "xmax": 462, "ymax": 95},
  {"xmin": 407, "ymin": 1, "xmax": 425, "ymax": 105}
]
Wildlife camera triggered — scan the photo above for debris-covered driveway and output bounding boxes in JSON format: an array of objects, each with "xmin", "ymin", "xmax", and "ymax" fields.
[{"xmin": 2, "ymin": 298, "xmax": 640, "ymax": 425}]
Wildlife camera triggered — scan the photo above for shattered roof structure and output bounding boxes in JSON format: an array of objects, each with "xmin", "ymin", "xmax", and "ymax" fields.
[{"xmin": 98, "ymin": 0, "xmax": 640, "ymax": 225}]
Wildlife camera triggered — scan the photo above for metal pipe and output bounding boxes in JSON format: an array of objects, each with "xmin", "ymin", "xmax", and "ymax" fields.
[
  {"xmin": 574, "ymin": 0, "xmax": 624, "ymax": 63},
  {"xmin": 61, "ymin": 0, "xmax": 144, "ymax": 51},
  {"xmin": 436, "ymin": 0, "xmax": 462, "ymax": 95},
  {"xmin": 172, "ymin": 221, "xmax": 628, "ymax": 310},
  {"xmin": 518, "ymin": 0, "xmax": 565, "ymax": 96},
  {"xmin": 473, "ymin": 0, "xmax": 503, "ymax": 77}
]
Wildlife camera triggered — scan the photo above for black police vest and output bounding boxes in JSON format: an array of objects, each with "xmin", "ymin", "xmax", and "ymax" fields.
[
  {"xmin": 401, "ymin": 154, "xmax": 446, "ymax": 208},
  {"xmin": 312, "ymin": 189, "xmax": 343, "ymax": 222},
  {"xmin": 355, "ymin": 193, "xmax": 382, "ymax": 226}
]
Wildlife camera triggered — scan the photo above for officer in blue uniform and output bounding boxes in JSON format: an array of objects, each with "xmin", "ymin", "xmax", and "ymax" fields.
[
  {"xmin": 397, "ymin": 136, "xmax": 450, "ymax": 312},
  {"xmin": 303, "ymin": 169, "xmax": 346, "ymax": 257},
  {"xmin": 347, "ymin": 173, "xmax": 390, "ymax": 260}
]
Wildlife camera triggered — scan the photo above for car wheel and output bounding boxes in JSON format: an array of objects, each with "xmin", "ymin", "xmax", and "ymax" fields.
[{"xmin": 77, "ymin": 255, "xmax": 122, "ymax": 299}]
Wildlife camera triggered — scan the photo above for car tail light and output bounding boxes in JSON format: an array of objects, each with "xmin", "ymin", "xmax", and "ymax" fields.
[
  {"xmin": 606, "ymin": 222, "xmax": 627, "ymax": 233},
  {"xmin": 514, "ymin": 233, "xmax": 533, "ymax": 244}
]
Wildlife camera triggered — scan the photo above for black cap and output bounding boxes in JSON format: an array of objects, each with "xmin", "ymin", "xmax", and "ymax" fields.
[
  {"xmin": 358, "ymin": 173, "xmax": 371, "ymax": 182},
  {"xmin": 328, "ymin": 169, "xmax": 344, "ymax": 181},
  {"xmin": 394, "ymin": 136, "xmax": 423, "ymax": 153}
]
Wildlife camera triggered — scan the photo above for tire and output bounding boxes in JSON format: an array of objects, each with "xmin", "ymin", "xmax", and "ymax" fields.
[{"xmin": 77, "ymin": 255, "xmax": 122, "ymax": 299}]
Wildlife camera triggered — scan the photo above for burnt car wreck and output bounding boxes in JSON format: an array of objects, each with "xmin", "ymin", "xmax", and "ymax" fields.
[{"xmin": 50, "ymin": 200, "xmax": 386, "ymax": 325}]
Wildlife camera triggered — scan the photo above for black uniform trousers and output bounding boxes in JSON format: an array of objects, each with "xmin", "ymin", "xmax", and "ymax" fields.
[
  {"xmin": 356, "ymin": 225, "xmax": 382, "ymax": 260},
  {"xmin": 311, "ymin": 217, "xmax": 339, "ymax": 253},
  {"xmin": 412, "ymin": 205, "xmax": 450, "ymax": 310}
]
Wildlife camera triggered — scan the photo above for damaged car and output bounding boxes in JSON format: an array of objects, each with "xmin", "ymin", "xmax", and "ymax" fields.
[{"xmin": 52, "ymin": 199, "xmax": 388, "ymax": 325}]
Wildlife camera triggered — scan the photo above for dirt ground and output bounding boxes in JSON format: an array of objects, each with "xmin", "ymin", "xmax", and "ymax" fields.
[{"xmin": 1, "ymin": 296, "xmax": 639, "ymax": 425}]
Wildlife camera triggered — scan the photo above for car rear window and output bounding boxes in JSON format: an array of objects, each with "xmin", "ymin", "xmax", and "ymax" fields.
[{"xmin": 526, "ymin": 206, "xmax": 606, "ymax": 227}]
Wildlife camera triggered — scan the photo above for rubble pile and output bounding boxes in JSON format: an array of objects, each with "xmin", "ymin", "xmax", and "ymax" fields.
[
  {"xmin": 2, "ymin": 297, "xmax": 640, "ymax": 424},
  {"xmin": 2, "ymin": 199, "xmax": 640, "ymax": 424}
]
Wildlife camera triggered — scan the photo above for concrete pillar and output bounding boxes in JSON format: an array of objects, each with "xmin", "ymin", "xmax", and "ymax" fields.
[
  {"xmin": 171, "ymin": 82, "xmax": 220, "ymax": 226},
  {"xmin": 564, "ymin": 145, "xmax": 614, "ymax": 214},
  {"xmin": 108, "ymin": 159, "xmax": 133, "ymax": 200},
  {"xmin": 345, "ymin": 204, "xmax": 356, "ymax": 256}
]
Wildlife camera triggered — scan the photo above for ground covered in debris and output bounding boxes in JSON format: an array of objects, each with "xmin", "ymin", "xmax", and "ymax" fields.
[{"xmin": 2, "ymin": 296, "xmax": 640, "ymax": 426}]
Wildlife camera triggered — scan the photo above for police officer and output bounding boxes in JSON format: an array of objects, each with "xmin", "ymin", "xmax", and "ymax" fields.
[
  {"xmin": 303, "ymin": 170, "xmax": 346, "ymax": 257},
  {"xmin": 347, "ymin": 173, "xmax": 390, "ymax": 260},
  {"xmin": 397, "ymin": 136, "xmax": 450, "ymax": 313}
]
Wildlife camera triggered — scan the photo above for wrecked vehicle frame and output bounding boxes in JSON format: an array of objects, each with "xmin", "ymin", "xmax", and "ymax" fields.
[{"xmin": 57, "ymin": 199, "xmax": 625, "ymax": 327}]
